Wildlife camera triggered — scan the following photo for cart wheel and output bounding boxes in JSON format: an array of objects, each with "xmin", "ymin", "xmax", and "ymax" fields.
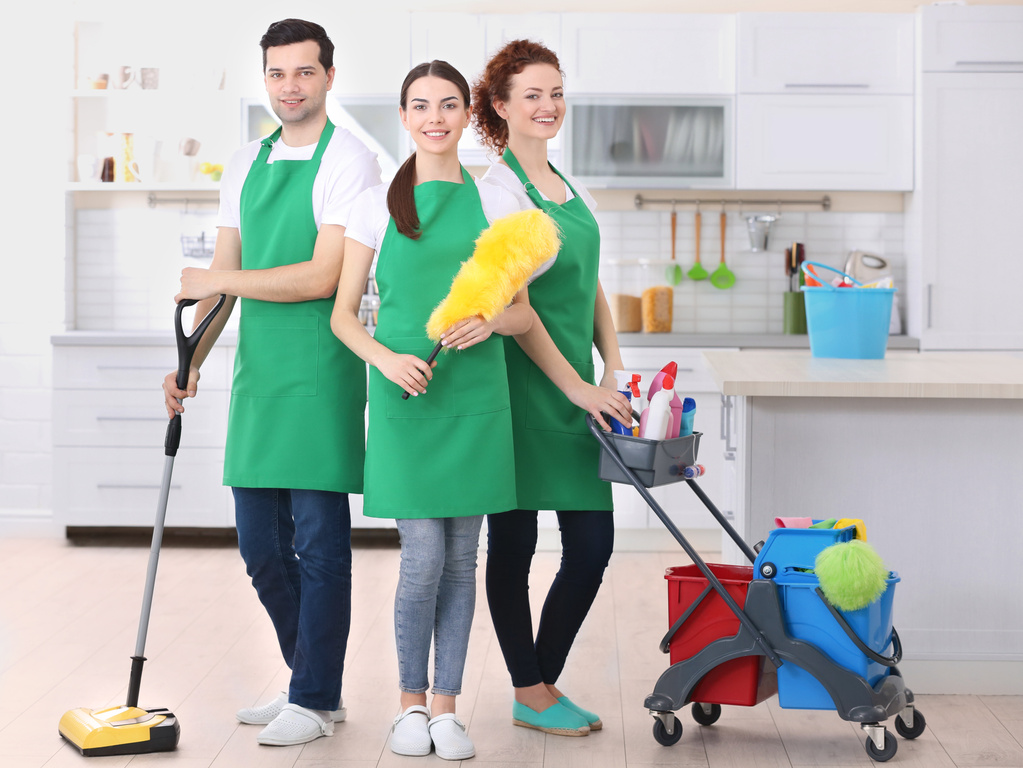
[
  {"xmin": 865, "ymin": 730, "xmax": 898, "ymax": 762},
  {"xmin": 895, "ymin": 710, "xmax": 926, "ymax": 739},
  {"xmin": 690, "ymin": 702, "xmax": 722, "ymax": 726},
  {"xmin": 652, "ymin": 716, "xmax": 683, "ymax": 746},
  {"xmin": 759, "ymin": 561, "xmax": 777, "ymax": 578}
]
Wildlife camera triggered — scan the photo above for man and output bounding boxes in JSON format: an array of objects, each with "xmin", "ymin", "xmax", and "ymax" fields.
[{"xmin": 163, "ymin": 18, "xmax": 380, "ymax": 747}]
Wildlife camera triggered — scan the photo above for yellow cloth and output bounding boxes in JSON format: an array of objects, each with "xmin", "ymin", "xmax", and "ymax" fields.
[{"xmin": 835, "ymin": 518, "xmax": 867, "ymax": 541}]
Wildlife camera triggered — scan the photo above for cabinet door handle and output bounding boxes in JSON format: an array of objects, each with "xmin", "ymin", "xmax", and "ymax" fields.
[
  {"xmin": 927, "ymin": 284, "xmax": 933, "ymax": 329},
  {"xmin": 96, "ymin": 416, "xmax": 166, "ymax": 422},
  {"xmin": 719, "ymin": 393, "xmax": 728, "ymax": 441},
  {"xmin": 955, "ymin": 61, "xmax": 1023, "ymax": 66},
  {"xmin": 97, "ymin": 483, "xmax": 182, "ymax": 490},
  {"xmin": 784, "ymin": 83, "xmax": 870, "ymax": 89}
]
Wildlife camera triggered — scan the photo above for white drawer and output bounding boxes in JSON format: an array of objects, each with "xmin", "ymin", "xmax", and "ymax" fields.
[
  {"xmin": 54, "ymin": 446, "xmax": 232, "ymax": 528},
  {"xmin": 53, "ymin": 389, "xmax": 227, "ymax": 448},
  {"xmin": 54, "ymin": 346, "xmax": 232, "ymax": 391}
]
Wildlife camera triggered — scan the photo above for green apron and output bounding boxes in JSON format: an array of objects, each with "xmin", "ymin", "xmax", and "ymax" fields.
[
  {"xmin": 501, "ymin": 150, "xmax": 613, "ymax": 512},
  {"xmin": 364, "ymin": 168, "xmax": 516, "ymax": 519},
  {"xmin": 224, "ymin": 121, "xmax": 366, "ymax": 493}
]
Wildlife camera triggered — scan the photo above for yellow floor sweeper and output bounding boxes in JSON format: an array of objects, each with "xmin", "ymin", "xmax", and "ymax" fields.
[{"xmin": 59, "ymin": 296, "xmax": 225, "ymax": 756}]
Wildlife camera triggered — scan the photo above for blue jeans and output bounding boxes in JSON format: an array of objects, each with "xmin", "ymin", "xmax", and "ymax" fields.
[
  {"xmin": 233, "ymin": 487, "xmax": 352, "ymax": 712},
  {"xmin": 485, "ymin": 509, "xmax": 614, "ymax": 688},
  {"xmin": 394, "ymin": 516, "xmax": 483, "ymax": 696}
]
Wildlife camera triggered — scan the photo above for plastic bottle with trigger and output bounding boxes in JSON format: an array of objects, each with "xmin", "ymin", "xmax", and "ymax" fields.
[
  {"xmin": 610, "ymin": 371, "xmax": 641, "ymax": 435},
  {"xmin": 648, "ymin": 361, "xmax": 685, "ymax": 438},
  {"xmin": 639, "ymin": 373, "xmax": 675, "ymax": 440}
]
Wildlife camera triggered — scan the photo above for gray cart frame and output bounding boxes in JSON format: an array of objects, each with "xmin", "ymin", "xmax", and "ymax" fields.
[{"xmin": 586, "ymin": 415, "xmax": 924, "ymax": 763}]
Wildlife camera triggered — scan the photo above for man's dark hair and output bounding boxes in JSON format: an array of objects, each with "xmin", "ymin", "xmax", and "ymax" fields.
[{"xmin": 260, "ymin": 18, "xmax": 334, "ymax": 73}]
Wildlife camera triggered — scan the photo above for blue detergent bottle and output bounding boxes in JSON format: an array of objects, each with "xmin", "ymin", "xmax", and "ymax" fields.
[{"xmin": 611, "ymin": 371, "xmax": 641, "ymax": 435}]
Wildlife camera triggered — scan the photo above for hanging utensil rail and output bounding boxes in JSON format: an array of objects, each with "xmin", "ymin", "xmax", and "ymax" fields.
[{"xmin": 634, "ymin": 194, "xmax": 831, "ymax": 211}]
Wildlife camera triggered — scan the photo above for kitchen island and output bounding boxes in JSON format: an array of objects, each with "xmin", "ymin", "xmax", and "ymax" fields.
[{"xmin": 704, "ymin": 349, "xmax": 1023, "ymax": 694}]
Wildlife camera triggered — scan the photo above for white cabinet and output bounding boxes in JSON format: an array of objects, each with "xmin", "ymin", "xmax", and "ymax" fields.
[
  {"xmin": 738, "ymin": 13, "xmax": 914, "ymax": 94},
  {"xmin": 911, "ymin": 73, "xmax": 1023, "ymax": 349},
  {"xmin": 52, "ymin": 344, "xmax": 235, "ymax": 529},
  {"xmin": 735, "ymin": 13, "xmax": 914, "ymax": 191},
  {"xmin": 922, "ymin": 4, "xmax": 1023, "ymax": 73},
  {"xmin": 736, "ymin": 94, "xmax": 913, "ymax": 190},
  {"xmin": 599, "ymin": 347, "xmax": 736, "ymax": 532},
  {"xmin": 560, "ymin": 14, "xmax": 735, "ymax": 95}
]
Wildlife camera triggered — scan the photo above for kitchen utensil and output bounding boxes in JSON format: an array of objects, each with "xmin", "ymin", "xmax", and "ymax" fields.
[
  {"xmin": 710, "ymin": 208, "xmax": 735, "ymax": 289},
  {"xmin": 746, "ymin": 214, "xmax": 778, "ymax": 252},
  {"xmin": 844, "ymin": 251, "xmax": 891, "ymax": 284},
  {"xmin": 665, "ymin": 204, "xmax": 683, "ymax": 285},
  {"xmin": 687, "ymin": 206, "xmax": 708, "ymax": 280}
]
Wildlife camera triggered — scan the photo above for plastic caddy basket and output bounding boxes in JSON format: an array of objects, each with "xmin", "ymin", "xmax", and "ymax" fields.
[
  {"xmin": 800, "ymin": 261, "xmax": 895, "ymax": 359},
  {"xmin": 597, "ymin": 431, "xmax": 701, "ymax": 487},
  {"xmin": 754, "ymin": 526, "xmax": 901, "ymax": 710}
]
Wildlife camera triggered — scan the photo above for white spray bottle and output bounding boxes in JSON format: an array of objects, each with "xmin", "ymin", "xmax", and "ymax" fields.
[{"xmin": 639, "ymin": 374, "xmax": 675, "ymax": 440}]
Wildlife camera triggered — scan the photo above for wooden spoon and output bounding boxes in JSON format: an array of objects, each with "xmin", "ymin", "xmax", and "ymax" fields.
[
  {"xmin": 710, "ymin": 209, "xmax": 736, "ymax": 289},
  {"xmin": 665, "ymin": 204, "xmax": 682, "ymax": 285},
  {"xmin": 687, "ymin": 207, "xmax": 708, "ymax": 281}
]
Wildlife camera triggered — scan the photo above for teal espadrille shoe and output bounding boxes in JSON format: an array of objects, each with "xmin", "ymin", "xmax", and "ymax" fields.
[
  {"xmin": 557, "ymin": 696, "xmax": 602, "ymax": 730},
  {"xmin": 511, "ymin": 701, "xmax": 589, "ymax": 736}
]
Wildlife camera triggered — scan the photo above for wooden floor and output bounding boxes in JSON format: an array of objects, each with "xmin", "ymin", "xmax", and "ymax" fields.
[{"xmin": 1, "ymin": 534, "xmax": 1021, "ymax": 768}]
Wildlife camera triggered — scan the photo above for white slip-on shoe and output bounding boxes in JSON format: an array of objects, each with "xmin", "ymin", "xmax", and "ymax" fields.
[
  {"xmin": 390, "ymin": 705, "xmax": 432, "ymax": 757},
  {"xmin": 428, "ymin": 713, "xmax": 475, "ymax": 761},
  {"xmin": 238, "ymin": 691, "xmax": 347, "ymax": 725},
  {"xmin": 257, "ymin": 703, "xmax": 334, "ymax": 746}
]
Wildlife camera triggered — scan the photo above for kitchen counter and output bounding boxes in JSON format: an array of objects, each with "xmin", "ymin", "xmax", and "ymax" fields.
[
  {"xmin": 52, "ymin": 331, "xmax": 238, "ymax": 347},
  {"xmin": 53, "ymin": 331, "xmax": 919, "ymax": 351},
  {"xmin": 615, "ymin": 333, "xmax": 919, "ymax": 349},
  {"xmin": 708, "ymin": 348, "xmax": 1023, "ymax": 694},
  {"xmin": 704, "ymin": 349, "xmax": 1023, "ymax": 399}
]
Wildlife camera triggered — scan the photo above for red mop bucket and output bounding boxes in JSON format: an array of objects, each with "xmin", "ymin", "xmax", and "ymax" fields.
[{"xmin": 664, "ymin": 564, "xmax": 775, "ymax": 706}]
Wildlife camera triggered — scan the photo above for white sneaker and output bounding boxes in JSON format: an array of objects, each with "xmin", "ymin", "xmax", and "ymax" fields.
[
  {"xmin": 257, "ymin": 703, "xmax": 334, "ymax": 746},
  {"xmin": 429, "ymin": 713, "xmax": 475, "ymax": 761},
  {"xmin": 237, "ymin": 691, "xmax": 347, "ymax": 725},
  {"xmin": 390, "ymin": 705, "xmax": 432, "ymax": 757}
]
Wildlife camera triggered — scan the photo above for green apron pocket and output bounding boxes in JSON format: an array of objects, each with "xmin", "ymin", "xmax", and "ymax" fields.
[
  {"xmin": 234, "ymin": 315, "xmax": 318, "ymax": 397},
  {"xmin": 382, "ymin": 337, "xmax": 456, "ymax": 419},
  {"xmin": 524, "ymin": 359, "xmax": 593, "ymax": 435}
]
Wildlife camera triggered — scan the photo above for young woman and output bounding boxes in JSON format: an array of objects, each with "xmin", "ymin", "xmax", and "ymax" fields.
[
  {"xmin": 472, "ymin": 40, "xmax": 633, "ymax": 737},
  {"xmin": 331, "ymin": 61, "xmax": 529, "ymax": 761}
]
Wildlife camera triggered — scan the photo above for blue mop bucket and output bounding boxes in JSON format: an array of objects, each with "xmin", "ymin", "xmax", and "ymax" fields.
[{"xmin": 800, "ymin": 262, "xmax": 895, "ymax": 359}]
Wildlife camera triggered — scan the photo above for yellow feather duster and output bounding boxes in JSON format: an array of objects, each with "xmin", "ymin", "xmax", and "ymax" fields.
[{"xmin": 425, "ymin": 209, "xmax": 561, "ymax": 342}]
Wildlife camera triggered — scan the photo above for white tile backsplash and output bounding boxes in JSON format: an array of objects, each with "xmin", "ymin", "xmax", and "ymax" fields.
[{"xmin": 597, "ymin": 210, "xmax": 905, "ymax": 334}]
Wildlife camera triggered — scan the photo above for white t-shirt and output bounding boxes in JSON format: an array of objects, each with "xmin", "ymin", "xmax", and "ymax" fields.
[
  {"xmin": 345, "ymin": 177, "xmax": 521, "ymax": 256},
  {"xmin": 478, "ymin": 161, "xmax": 598, "ymax": 214},
  {"xmin": 217, "ymin": 125, "xmax": 382, "ymax": 237}
]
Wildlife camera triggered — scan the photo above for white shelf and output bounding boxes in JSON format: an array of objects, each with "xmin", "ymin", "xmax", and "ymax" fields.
[{"xmin": 68, "ymin": 182, "xmax": 220, "ymax": 192}]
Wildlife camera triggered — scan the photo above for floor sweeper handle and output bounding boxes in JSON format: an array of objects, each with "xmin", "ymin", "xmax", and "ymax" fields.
[
  {"xmin": 126, "ymin": 295, "xmax": 226, "ymax": 709},
  {"xmin": 165, "ymin": 295, "xmax": 227, "ymax": 458}
]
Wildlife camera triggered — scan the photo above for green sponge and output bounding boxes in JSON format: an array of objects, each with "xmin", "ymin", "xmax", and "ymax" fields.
[{"xmin": 814, "ymin": 539, "xmax": 888, "ymax": 612}]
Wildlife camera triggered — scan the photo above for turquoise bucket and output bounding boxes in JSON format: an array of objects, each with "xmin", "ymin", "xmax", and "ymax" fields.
[{"xmin": 800, "ymin": 262, "xmax": 895, "ymax": 359}]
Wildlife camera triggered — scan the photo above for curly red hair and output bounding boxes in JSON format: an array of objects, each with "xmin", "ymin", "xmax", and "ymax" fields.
[{"xmin": 471, "ymin": 39, "xmax": 563, "ymax": 155}]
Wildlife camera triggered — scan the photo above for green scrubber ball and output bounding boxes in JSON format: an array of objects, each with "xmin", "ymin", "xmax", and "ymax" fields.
[{"xmin": 815, "ymin": 539, "xmax": 888, "ymax": 612}]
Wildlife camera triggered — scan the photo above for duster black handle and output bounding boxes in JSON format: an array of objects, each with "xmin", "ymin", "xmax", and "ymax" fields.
[
  {"xmin": 401, "ymin": 341, "xmax": 443, "ymax": 400},
  {"xmin": 166, "ymin": 295, "xmax": 227, "ymax": 457}
]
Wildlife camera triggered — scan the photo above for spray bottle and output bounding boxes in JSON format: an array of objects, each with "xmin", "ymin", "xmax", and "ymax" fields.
[
  {"xmin": 646, "ymin": 361, "xmax": 678, "ymax": 401},
  {"xmin": 639, "ymin": 374, "xmax": 675, "ymax": 440},
  {"xmin": 676, "ymin": 397, "xmax": 696, "ymax": 437},
  {"xmin": 610, "ymin": 371, "xmax": 642, "ymax": 435}
]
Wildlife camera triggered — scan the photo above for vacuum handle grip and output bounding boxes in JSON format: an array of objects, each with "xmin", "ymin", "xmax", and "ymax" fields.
[{"xmin": 166, "ymin": 295, "xmax": 227, "ymax": 457}]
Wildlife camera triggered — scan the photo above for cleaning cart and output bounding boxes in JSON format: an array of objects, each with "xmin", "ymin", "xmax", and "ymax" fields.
[{"xmin": 587, "ymin": 416, "xmax": 925, "ymax": 763}]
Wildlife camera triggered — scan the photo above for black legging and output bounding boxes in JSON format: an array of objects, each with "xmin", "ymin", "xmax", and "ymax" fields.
[{"xmin": 485, "ymin": 509, "xmax": 615, "ymax": 688}]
